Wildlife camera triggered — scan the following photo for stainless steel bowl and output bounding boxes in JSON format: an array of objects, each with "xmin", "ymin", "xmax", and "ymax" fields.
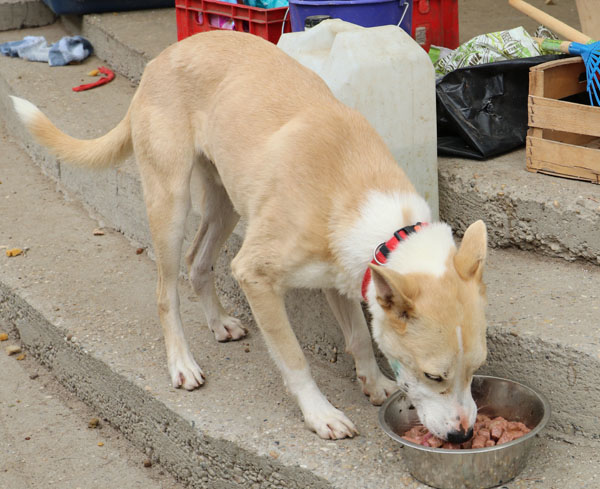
[{"xmin": 379, "ymin": 375, "xmax": 550, "ymax": 489}]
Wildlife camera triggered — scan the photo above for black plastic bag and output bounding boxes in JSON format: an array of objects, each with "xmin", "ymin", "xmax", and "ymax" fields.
[{"xmin": 436, "ymin": 55, "xmax": 566, "ymax": 160}]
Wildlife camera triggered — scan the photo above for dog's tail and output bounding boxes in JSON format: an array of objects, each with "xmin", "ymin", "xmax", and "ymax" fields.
[{"xmin": 10, "ymin": 96, "xmax": 132, "ymax": 169}]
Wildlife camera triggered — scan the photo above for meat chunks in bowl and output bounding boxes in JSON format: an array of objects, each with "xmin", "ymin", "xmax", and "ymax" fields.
[{"xmin": 402, "ymin": 414, "xmax": 531, "ymax": 449}]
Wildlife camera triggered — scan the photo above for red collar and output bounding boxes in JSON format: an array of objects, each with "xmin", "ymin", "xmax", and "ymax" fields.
[{"xmin": 361, "ymin": 222, "xmax": 427, "ymax": 301}]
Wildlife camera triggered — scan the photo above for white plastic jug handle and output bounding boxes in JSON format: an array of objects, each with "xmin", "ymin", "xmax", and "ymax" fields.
[
  {"xmin": 281, "ymin": 8, "xmax": 290, "ymax": 37},
  {"xmin": 397, "ymin": 0, "xmax": 409, "ymax": 27}
]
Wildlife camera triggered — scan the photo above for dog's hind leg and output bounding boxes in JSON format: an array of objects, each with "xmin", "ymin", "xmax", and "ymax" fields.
[
  {"xmin": 137, "ymin": 145, "xmax": 205, "ymax": 391},
  {"xmin": 324, "ymin": 289, "xmax": 398, "ymax": 405},
  {"xmin": 232, "ymin": 240, "xmax": 358, "ymax": 439},
  {"xmin": 185, "ymin": 159, "xmax": 246, "ymax": 342}
]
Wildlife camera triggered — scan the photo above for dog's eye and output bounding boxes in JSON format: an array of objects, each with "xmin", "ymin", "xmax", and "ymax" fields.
[{"xmin": 424, "ymin": 373, "xmax": 443, "ymax": 382}]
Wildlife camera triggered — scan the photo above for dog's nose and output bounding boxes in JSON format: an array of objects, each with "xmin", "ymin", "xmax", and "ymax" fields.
[{"xmin": 446, "ymin": 427, "xmax": 474, "ymax": 444}]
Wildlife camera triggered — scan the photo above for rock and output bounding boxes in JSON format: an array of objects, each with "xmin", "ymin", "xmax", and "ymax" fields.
[
  {"xmin": 5, "ymin": 248, "xmax": 23, "ymax": 257},
  {"xmin": 6, "ymin": 345, "xmax": 21, "ymax": 355}
]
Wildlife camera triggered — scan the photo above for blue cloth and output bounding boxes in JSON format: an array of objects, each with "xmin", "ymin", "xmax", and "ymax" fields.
[
  {"xmin": 244, "ymin": 0, "xmax": 288, "ymax": 8},
  {"xmin": 0, "ymin": 35, "xmax": 93, "ymax": 66},
  {"xmin": 0, "ymin": 36, "xmax": 49, "ymax": 61},
  {"xmin": 48, "ymin": 36, "xmax": 93, "ymax": 66}
]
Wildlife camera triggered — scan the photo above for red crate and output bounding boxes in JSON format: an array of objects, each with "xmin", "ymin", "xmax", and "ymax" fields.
[
  {"xmin": 411, "ymin": 0, "xmax": 459, "ymax": 52},
  {"xmin": 176, "ymin": 0, "xmax": 291, "ymax": 44}
]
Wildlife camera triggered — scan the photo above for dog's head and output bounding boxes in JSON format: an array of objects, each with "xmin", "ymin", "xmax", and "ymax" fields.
[{"xmin": 368, "ymin": 220, "xmax": 487, "ymax": 443}]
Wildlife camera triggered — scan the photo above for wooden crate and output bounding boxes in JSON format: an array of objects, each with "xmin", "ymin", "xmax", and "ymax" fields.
[{"xmin": 527, "ymin": 57, "xmax": 600, "ymax": 184}]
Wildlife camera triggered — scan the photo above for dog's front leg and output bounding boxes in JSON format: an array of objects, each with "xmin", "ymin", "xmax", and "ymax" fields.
[
  {"xmin": 232, "ymin": 255, "xmax": 358, "ymax": 440},
  {"xmin": 325, "ymin": 289, "xmax": 398, "ymax": 405}
]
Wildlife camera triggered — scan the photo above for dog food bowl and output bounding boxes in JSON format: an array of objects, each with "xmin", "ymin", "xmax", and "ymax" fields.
[{"xmin": 379, "ymin": 375, "xmax": 550, "ymax": 489}]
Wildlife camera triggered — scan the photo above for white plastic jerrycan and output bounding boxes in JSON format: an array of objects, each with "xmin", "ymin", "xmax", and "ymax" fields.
[{"xmin": 278, "ymin": 19, "xmax": 438, "ymax": 218}]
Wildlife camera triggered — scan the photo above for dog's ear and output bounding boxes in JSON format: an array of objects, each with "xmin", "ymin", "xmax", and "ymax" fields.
[
  {"xmin": 454, "ymin": 220, "xmax": 487, "ymax": 281},
  {"xmin": 368, "ymin": 264, "xmax": 419, "ymax": 316}
]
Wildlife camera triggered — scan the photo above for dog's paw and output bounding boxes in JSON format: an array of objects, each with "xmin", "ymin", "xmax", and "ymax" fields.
[
  {"xmin": 210, "ymin": 315, "xmax": 247, "ymax": 342},
  {"xmin": 304, "ymin": 405, "xmax": 359, "ymax": 440},
  {"xmin": 169, "ymin": 354, "xmax": 205, "ymax": 390},
  {"xmin": 358, "ymin": 373, "xmax": 398, "ymax": 406}
]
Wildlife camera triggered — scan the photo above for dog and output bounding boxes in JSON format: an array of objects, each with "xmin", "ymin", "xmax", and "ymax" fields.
[{"xmin": 11, "ymin": 30, "xmax": 488, "ymax": 441}]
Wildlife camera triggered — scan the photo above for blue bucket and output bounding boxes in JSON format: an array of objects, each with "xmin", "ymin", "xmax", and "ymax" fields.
[{"xmin": 288, "ymin": 0, "xmax": 412, "ymax": 34}]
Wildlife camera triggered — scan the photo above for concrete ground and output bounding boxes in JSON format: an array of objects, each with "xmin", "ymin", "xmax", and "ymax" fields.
[
  {"xmin": 0, "ymin": 0, "xmax": 55, "ymax": 31},
  {"xmin": 0, "ymin": 331, "xmax": 182, "ymax": 489},
  {"xmin": 458, "ymin": 0, "xmax": 582, "ymax": 43},
  {"xmin": 1, "ymin": 1, "xmax": 599, "ymax": 488}
]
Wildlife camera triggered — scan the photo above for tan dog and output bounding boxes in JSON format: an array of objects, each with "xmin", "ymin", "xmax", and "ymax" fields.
[{"xmin": 11, "ymin": 30, "xmax": 488, "ymax": 441}]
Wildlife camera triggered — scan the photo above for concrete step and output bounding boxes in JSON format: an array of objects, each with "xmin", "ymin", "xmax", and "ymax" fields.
[
  {"xmin": 1, "ymin": 20, "xmax": 600, "ymax": 439},
  {"xmin": 61, "ymin": 9, "xmax": 177, "ymax": 84},
  {"xmin": 0, "ymin": 0, "xmax": 55, "ymax": 31},
  {"xmin": 2, "ymin": 115, "xmax": 600, "ymax": 489},
  {"xmin": 0, "ymin": 21, "xmax": 343, "ymax": 370},
  {"xmin": 58, "ymin": 9, "xmax": 600, "ymax": 266},
  {"xmin": 439, "ymin": 152, "xmax": 600, "ymax": 266}
]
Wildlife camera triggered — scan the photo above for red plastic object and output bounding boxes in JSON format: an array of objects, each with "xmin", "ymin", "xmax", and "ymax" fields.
[
  {"xmin": 175, "ymin": 0, "xmax": 291, "ymax": 44},
  {"xmin": 72, "ymin": 66, "xmax": 115, "ymax": 92},
  {"xmin": 411, "ymin": 0, "xmax": 459, "ymax": 52}
]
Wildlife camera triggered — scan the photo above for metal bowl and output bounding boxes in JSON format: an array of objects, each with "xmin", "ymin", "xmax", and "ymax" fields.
[{"xmin": 379, "ymin": 375, "xmax": 550, "ymax": 489}]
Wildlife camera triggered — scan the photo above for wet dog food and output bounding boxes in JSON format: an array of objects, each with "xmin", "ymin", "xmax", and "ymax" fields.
[{"xmin": 401, "ymin": 414, "xmax": 531, "ymax": 449}]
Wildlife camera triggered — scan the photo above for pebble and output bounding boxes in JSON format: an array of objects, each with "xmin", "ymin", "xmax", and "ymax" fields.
[
  {"xmin": 97, "ymin": 442, "xmax": 104, "ymax": 447},
  {"xmin": 143, "ymin": 459, "xmax": 152, "ymax": 468},
  {"xmin": 0, "ymin": 333, "xmax": 8, "ymax": 341},
  {"xmin": 16, "ymin": 353, "xmax": 26, "ymax": 361},
  {"xmin": 6, "ymin": 345, "xmax": 21, "ymax": 356},
  {"xmin": 88, "ymin": 418, "xmax": 100, "ymax": 429},
  {"xmin": 136, "ymin": 248, "xmax": 144, "ymax": 255},
  {"xmin": 93, "ymin": 228, "xmax": 105, "ymax": 236}
]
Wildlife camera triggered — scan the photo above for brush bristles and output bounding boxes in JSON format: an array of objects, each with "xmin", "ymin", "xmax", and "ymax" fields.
[{"xmin": 586, "ymin": 51, "xmax": 599, "ymax": 106}]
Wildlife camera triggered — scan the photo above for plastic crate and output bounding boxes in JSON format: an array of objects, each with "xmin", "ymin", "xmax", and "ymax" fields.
[
  {"xmin": 175, "ymin": 0, "xmax": 291, "ymax": 44},
  {"xmin": 411, "ymin": 0, "xmax": 458, "ymax": 51},
  {"xmin": 42, "ymin": 0, "xmax": 173, "ymax": 15}
]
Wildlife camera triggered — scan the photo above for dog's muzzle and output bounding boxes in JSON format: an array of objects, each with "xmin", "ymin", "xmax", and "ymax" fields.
[{"xmin": 446, "ymin": 427, "xmax": 474, "ymax": 444}]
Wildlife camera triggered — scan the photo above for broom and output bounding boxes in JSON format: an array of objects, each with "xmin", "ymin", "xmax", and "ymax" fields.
[{"xmin": 509, "ymin": 0, "xmax": 600, "ymax": 106}]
